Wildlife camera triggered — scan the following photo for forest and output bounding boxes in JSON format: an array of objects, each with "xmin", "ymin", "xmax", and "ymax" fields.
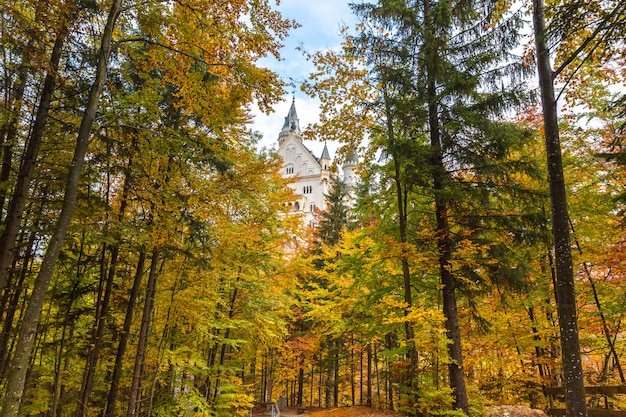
[{"xmin": 0, "ymin": 0, "xmax": 624, "ymax": 416}]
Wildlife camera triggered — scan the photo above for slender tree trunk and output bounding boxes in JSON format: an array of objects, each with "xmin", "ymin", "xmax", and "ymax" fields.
[
  {"xmin": 532, "ymin": 1, "xmax": 587, "ymax": 415},
  {"xmin": 310, "ymin": 359, "xmax": 314, "ymax": 406},
  {"xmin": 333, "ymin": 342, "xmax": 339, "ymax": 408},
  {"xmin": 297, "ymin": 355, "xmax": 305, "ymax": 407},
  {"xmin": 0, "ymin": 0, "xmax": 46, "ymax": 217},
  {"xmin": 381, "ymin": 87, "xmax": 417, "ymax": 391},
  {"xmin": 325, "ymin": 341, "xmax": 333, "ymax": 408},
  {"xmin": 318, "ymin": 355, "xmax": 323, "ymax": 407},
  {"xmin": 350, "ymin": 335, "xmax": 355, "ymax": 406},
  {"xmin": 366, "ymin": 343, "xmax": 372, "ymax": 407},
  {"xmin": 51, "ymin": 281, "xmax": 80, "ymax": 417},
  {"xmin": 0, "ymin": 33, "xmax": 66, "ymax": 294},
  {"xmin": 213, "ymin": 286, "xmax": 239, "ymax": 401},
  {"xmin": 584, "ymin": 267, "xmax": 624, "ymax": 383},
  {"xmin": 127, "ymin": 247, "xmax": 160, "ymax": 417},
  {"xmin": 425, "ymin": 35, "xmax": 470, "ymax": 417},
  {"xmin": 374, "ymin": 342, "xmax": 380, "ymax": 406},
  {"xmin": 0, "ymin": 2, "xmax": 122, "ymax": 415},
  {"xmin": 0, "ymin": 229, "xmax": 35, "ymax": 378},
  {"xmin": 105, "ymin": 251, "xmax": 146, "ymax": 417},
  {"xmin": 359, "ymin": 347, "xmax": 363, "ymax": 405},
  {"xmin": 75, "ymin": 244, "xmax": 117, "ymax": 417}
]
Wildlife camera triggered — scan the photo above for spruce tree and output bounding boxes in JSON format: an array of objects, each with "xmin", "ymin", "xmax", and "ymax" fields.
[
  {"xmin": 317, "ymin": 176, "xmax": 351, "ymax": 247},
  {"xmin": 304, "ymin": 0, "xmax": 531, "ymax": 412}
]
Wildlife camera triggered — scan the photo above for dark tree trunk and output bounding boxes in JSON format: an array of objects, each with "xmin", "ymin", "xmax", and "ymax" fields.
[
  {"xmin": 297, "ymin": 355, "xmax": 305, "ymax": 407},
  {"xmin": 532, "ymin": 0, "xmax": 587, "ymax": 415},
  {"xmin": 421, "ymin": 0, "xmax": 470, "ymax": 411},
  {"xmin": 0, "ymin": 0, "xmax": 46, "ymax": 218},
  {"xmin": 325, "ymin": 343, "xmax": 333, "ymax": 408},
  {"xmin": 333, "ymin": 343, "xmax": 339, "ymax": 408},
  {"xmin": 0, "ymin": 33, "xmax": 66, "ymax": 294},
  {"xmin": 74, "ymin": 244, "xmax": 118, "ymax": 417},
  {"xmin": 0, "ymin": 230, "xmax": 35, "ymax": 379},
  {"xmin": 366, "ymin": 343, "xmax": 372, "ymax": 407},
  {"xmin": 425, "ymin": 34, "xmax": 470, "ymax": 417},
  {"xmin": 127, "ymin": 247, "xmax": 160, "ymax": 417},
  {"xmin": 213, "ymin": 286, "xmax": 238, "ymax": 402},
  {"xmin": 105, "ymin": 251, "xmax": 146, "ymax": 417},
  {"xmin": 51, "ymin": 280, "xmax": 81, "ymax": 417},
  {"xmin": 381, "ymin": 87, "xmax": 417, "ymax": 391}
]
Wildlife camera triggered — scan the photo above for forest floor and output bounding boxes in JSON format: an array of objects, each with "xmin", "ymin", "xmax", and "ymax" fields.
[{"xmin": 269, "ymin": 405, "xmax": 548, "ymax": 417}]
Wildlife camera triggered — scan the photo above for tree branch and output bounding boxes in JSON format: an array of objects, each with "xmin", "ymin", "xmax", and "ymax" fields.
[
  {"xmin": 553, "ymin": 1, "xmax": 626, "ymax": 78},
  {"xmin": 114, "ymin": 37, "xmax": 232, "ymax": 68}
]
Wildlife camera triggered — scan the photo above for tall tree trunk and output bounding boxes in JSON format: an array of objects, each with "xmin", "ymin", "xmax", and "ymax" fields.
[
  {"xmin": 350, "ymin": 335, "xmax": 355, "ymax": 407},
  {"xmin": 325, "ymin": 341, "xmax": 333, "ymax": 408},
  {"xmin": 0, "ymin": 229, "xmax": 36, "ymax": 378},
  {"xmin": 0, "ymin": 32, "xmax": 66, "ymax": 294},
  {"xmin": 105, "ymin": 251, "xmax": 146, "ymax": 417},
  {"xmin": 532, "ymin": 1, "xmax": 587, "ymax": 415},
  {"xmin": 359, "ymin": 347, "xmax": 363, "ymax": 405},
  {"xmin": 51, "ymin": 280, "xmax": 80, "ymax": 417},
  {"xmin": 127, "ymin": 247, "xmax": 160, "ymax": 417},
  {"xmin": 421, "ymin": 0, "xmax": 469, "ymax": 412},
  {"xmin": 381, "ymin": 84, "xmax": 417, "ymax": 395},
  {"xmin": 333, "ymin": 344, "xmax": 339, "ymax": 408},
  {"xmin": 297, "ymin": 354, "xmax": 305, "ymax": 408},
  {"xmin": 0, "ymin": 2, "xmax": 122, "ymax": 415},
  {"xmin": 74, "ymin": 243, "xmax": 117, "ymax": 417},
  {"xmin": 366, "ymin": 343, "xmax": 372, "ymax": 407},
  {"xmin": 213, "ymin": 286, "xmax": 239, "ymax": 402},
  {"xmin": 424, "ymin": 28, "xmax": 470, "ymax": 417},
  {"xmin": 0, "ymin": 0, "xmax": 46, "ymax": 217}
]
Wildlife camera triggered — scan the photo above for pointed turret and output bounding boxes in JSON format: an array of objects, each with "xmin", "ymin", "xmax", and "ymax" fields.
[
  {"xmin": 320, "ymin": 142, "xmax": 331, "ymax": 171},
  {"xmin": 282, "ymin": 97, "xmax": 300, "ymax": 133},
  {"xmin": 278, "ymin": 97, "xmax": 302, "ymax": 146}
]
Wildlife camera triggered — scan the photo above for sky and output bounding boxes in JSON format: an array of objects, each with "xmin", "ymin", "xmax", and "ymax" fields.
[{"xmin": 249, "ymin": 0, "xmax": 358, "ymax": 158}]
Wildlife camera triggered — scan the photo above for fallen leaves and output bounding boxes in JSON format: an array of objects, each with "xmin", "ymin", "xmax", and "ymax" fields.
[{"xmin": 306, "ymin": 406, "xmax": 400, "ymax": 417}]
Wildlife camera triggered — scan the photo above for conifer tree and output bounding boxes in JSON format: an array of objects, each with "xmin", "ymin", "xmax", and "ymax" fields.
[
  {"xmin": 317, "ymin": 176, "xmax": 351, "ymax": 247},
  {"xmin": 306, "ymin": 0, "xmax": 531, "ymax": 412}
]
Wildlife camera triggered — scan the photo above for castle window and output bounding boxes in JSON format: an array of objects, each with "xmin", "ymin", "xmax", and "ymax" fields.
[
  {"xmin": 310, "ymin": 203, "xmax": 316, "ymax": 212},
  {"xmin": 303, "ymin": 185, "xmax": 312, "ymax": 194},
  {"xmin": 286, "ymin": 166, "xmax": 294, "ymax": 175},
  {"xmin": 295, "ymin": 202, "xmax": 300, "ymax": 211}
]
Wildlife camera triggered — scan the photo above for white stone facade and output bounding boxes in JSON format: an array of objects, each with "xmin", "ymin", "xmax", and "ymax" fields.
[{"xmin": 276, "ymin": 99, "xmax": 357, "ymax": 226}]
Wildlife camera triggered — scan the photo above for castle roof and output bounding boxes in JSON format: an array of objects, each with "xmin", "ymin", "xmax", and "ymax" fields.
[
  {"xmin": 320, "ymin": 142, "xmax": 331, "ymax": 160},
  {"xmin": 282, "ymin": 97, "xmax": 300, "ymax": 133}
]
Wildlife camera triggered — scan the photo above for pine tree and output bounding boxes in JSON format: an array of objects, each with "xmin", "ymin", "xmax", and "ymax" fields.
[{"xmin": 317, "ymin": 176, "xmax": 351, "ymax": 247}]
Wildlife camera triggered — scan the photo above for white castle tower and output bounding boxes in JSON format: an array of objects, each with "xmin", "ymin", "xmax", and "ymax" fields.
[{"xmin": 276, "ymin": 99, "xmax": 357, "ymax": 225}]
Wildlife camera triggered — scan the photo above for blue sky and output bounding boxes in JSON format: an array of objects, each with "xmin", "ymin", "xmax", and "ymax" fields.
[{"xmin": 250, "ymin": 0, "xmax": 358, "ymax": 157}]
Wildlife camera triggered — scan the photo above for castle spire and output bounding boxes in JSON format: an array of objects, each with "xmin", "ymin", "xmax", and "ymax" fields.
[
  {"xmin": 282, "ymin": 96, "xmax": 301, "ymax": 134},
  {"xmin": 320, "ymin": 142, "xmax": 331, "ymax": 160}
]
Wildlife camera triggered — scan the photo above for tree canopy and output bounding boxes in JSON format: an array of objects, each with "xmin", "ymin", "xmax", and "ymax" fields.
[{"xmin": 0, "ymin": 0, "xmax": 625, "ymax": 416}]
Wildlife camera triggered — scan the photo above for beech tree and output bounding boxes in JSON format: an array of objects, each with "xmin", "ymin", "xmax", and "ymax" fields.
[{"xmin": 531, "ymin": 0, "xmax": 626, "ymax": 414}]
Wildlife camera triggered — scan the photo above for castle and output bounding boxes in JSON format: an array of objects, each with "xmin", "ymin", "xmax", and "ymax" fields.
[{"xmin": 276, "ymin": 99, "xmax": 357, "ymax": 226}]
